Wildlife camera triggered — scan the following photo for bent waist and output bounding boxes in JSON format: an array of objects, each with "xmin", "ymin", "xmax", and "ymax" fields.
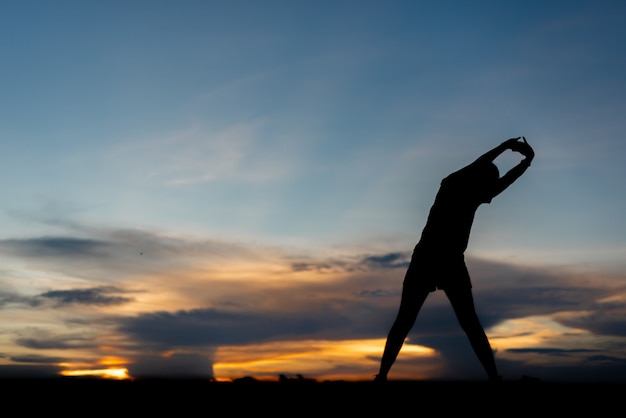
[{"xmin": 413, "ymin": 243, "xmax": 466, "ymax": 259}]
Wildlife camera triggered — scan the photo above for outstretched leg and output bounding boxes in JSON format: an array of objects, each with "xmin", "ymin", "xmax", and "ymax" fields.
[
  {"xmin": 375, "ymin": 285, "xmax": 429, "ymax": 381},
  {"xmin": 444, "ymin": 287, "xmax": 500, "ymax": 381}
]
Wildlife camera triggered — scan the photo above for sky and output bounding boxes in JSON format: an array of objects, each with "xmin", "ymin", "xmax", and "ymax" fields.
[{"xmin": 0, "ymin": 0, "xmax": 625, "ymax": 382}]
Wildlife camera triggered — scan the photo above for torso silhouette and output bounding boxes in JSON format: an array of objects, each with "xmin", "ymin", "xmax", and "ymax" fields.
[{"xmin": 417, "ymin": 163, "xmax": 495, "ymax": 254}]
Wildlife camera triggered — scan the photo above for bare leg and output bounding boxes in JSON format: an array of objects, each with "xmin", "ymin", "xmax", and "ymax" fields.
[
  {"xmin": 444, "ymin": 287, "xmax": 500, "ymax": 381},
  {"xmin": 375, "ymin": 286, "xmax": 429, "ymax": 381}
]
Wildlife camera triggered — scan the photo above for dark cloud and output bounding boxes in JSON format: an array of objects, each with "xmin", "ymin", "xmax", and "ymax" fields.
[
  {"xmin": 497, "ymin": 351, "xmax": 626, "ymax": 383},
  {"xmin": 128, "ymin": 353, "xmax": 215, "ymax": 379},
  {"xmin": 358, "ymin": 289, "xmax": 401, "ymax": 298},
  {"xmin": 0, "ymin": 291, "xmax": 32, "ymax": 308},
  {"xmin": 2, "ymin": 286, "xmax": 133, "ymax": 309},
  {"xmin": 118, "ymin": 308, "xmax": 351, "ymax": 348},
  {"xmin": 464, "ymin": 258, "xmax": 619, "ymax": 332},
  {"xmin": 585, "ymin": 354, "xmax": 626, "ymax": 363},
  {"xmin": 474, "ymin": 285, "xmax": 601, "ymax": 329},
  {"xmin": 0, "ymin": 365, "xmax": 63, "ymax": 378},
  {"xmin": 38, "ymin": 286, "xmax": 133, "ymax": 306},
  {"xmin": 10, "ymin": 354, "xmax": 67, "ymax": 364},
  {"xmin": 16, "ymin": 335, "xmax": 98, "ymax": 350},
  {"xmin": 290, "ymin": 260, "xmax": 350, "ymax": 273},
  {"xmin": 362, "ymin": 252, "xmax": 411, "ymax": 270},
  {"xmin": 506, "ymin": 348, "xmax": 600, "ymax": 356},
  {"xmin": 0, "ymin": 236, "xmax": 109, "ymax": 258},
  {"xmin": 290, "ymin": 252, "xmax": 410, "ymax": 273},
  {"xmin": 556, "ymin": 303, "xmax": 626, "ymax": 337}
]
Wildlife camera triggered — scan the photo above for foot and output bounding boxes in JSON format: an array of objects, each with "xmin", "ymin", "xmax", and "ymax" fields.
[{"xmin": 373, "ymin": 374, "xmax": 387, "ymax": 383}]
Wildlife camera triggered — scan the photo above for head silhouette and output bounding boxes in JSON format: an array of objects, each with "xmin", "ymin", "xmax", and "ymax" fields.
[
  {"xmin": 479, "ymin": 162, "xmax": 500, "ymax": 182},
  {"xmin": 470, "ymin": 162, "xmax": 499, "ymax": 203}
]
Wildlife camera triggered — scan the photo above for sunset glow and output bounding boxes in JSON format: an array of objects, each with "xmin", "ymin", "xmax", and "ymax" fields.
[
  {"xmin": 60, "ymin": 368, "xmax": 131, "ymax": 380},
  {"xmin": 214, "ymin": 338, "xmax": 436, "ymax": 381},
  {"xmin": 489, "ymin": 315, "xmax": 584, "ymax": 349},
  {"xmin": 1, "ymin": 1, "xmax": 625, "ymax": 384}
]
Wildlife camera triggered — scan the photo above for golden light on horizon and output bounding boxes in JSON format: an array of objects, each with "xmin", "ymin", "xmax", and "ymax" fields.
[
  {"xmin": 489, "ymin": 315, "xmax": 587, "ymax": 350},
  {"xmin": 60, "ymin": 368, "xmax": 130, "ymax": 380},
  {"xmin": 214, "ymin": 338, "xmax": 437, "ymax": 382},
  {"xmin": 597, "ymin": 292, "xmax": 626, "ymax": 304},
  {"xmin": 488, "ymin": 314, "xmax": 596, "ymax": 367},
  {"xmin": 98, "ymin": 356, "xmax": 128, "ymax": 366}
]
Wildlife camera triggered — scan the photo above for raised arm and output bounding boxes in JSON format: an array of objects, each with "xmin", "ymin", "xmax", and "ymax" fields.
[
  {"xmin": 492, "ymin": 137, "xmax": 535, "ymax": 197},
  {"xmin": 473, "ymin": 137, "xmax": 522, "ymax": 166}
]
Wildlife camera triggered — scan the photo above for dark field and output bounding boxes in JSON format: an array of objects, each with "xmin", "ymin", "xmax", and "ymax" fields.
[{"xmin": 2, "ymin": 378, "xmax": 622, "ymax": 414}]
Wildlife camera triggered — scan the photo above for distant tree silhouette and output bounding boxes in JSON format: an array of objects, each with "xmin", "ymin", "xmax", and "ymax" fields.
[
  {"xmin": 279, "ymin": 373, "xmax": 316, "ymax": 384},
  {"xmin": 232, "ymin": 376, "xmax": 259, "ymax": 384}
]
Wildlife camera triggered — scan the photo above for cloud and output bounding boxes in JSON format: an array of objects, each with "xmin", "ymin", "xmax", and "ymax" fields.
[
  {"xmin": 1, "ymin": 286, "xmax": 133, "ymax": 309},
  {"xmin": 37, "ymin": 286, "xmax": 133, "ymax": 307},
  {"xmin": 362, "ymin": 252, "xmax": 411, "ymax": 270},
  {"xmin": 128, "ymin": 353, "xmax": 215, "ymax": 379},
  {"xmin": 0, "ymin": 228, "xmax": 282, "ymax": 278},
  {"xmin": 290, "ymin": 261, "xmax": 347, "ymax": 273},
  {"xmin": 0, "ymin": 237, "xmax": 109, "ymax": 258},
  {"xmin": 16, "ymin": 334, "xmax": 99, "ymax": 350},
  {"xmin": 117, "ymin": 307, "xmax": 351, "ymax": 349},
  {"xmin": 506, "ymin": 348, "xmax": 600, "ymax": 356},
  {"xmin": 289, "ymin": 251, "xmax": 410, "ymax": 273},
  {"xmin": 497, "ymin": 353, "xmax": 626, "ymax": 383},
  {"xmin": 0, "ymin": 365, "xmax": 63, "ymax": 378},
  {"xmin": 107, "ymin": 120, "xmax": 295, "ymax": 186},
  {"xmin": 358, "ymin": 289, "xmax": 401, "ymax": 298},
  {"xmin": 0, "ymin": 291, "xmax": 32, "ymax": 308},
  {"xmin": 475, "ymin": 285, "xmax": 601, "ymax": 329},
  {"xmin": 9, "ymin": 354, "xmax": 67, "ymax": 364},
  {"xmin": 557, "ymin": 310, "xmax": 626, "ymax": 338},
  {"xmin": 467, "ymin": 258, "xmax": 614, "ymax": 320}
]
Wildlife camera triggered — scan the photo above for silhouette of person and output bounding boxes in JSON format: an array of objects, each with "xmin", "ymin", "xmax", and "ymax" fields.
[{"xmin": 374, "ymin": 137, "xmax": 535, "ymax": 383}]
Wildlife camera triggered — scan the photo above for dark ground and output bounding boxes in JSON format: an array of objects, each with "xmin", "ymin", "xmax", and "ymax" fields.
[{"xmin": 1, "ymin": 377, "xmax": 621, "ymax": 414}]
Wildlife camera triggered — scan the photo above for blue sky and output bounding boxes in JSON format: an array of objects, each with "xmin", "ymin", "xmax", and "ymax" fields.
[{"xmin": 0, "ymin": 0, "xmax": 625, "ymax": 382}]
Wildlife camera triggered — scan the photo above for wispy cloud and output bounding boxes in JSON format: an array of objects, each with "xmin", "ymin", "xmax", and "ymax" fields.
[
  {"xmin": 362, "ymin": 252, "xmax": 410, "ymax": 270},
  {"xmin": 0, "ymin": 237, "xmax": 109, "ymax": 258},
  {"xmin": 106, "ymin": 119, "xmax": 300, "ymax": 187},
  {"xmin": 0, "ymin": 291, "xmax": 32, "ymax": 308},
  {"xmin": 555, "ymin": 300, "xmax": 626, "ymax": 337},
  {"xmin": 37, "ymin": 286, "xmax": 133, "ymax": 307},
  {"xmin": 16, "ymin": 334, "xmax": 100, "ymax": 350},
  {"xmin": 506, "ymin": 348, "xmax": 600, "ymax": 356},
  {"xmin": 9, "ymin": 354, "xmax": 67, "ymax": 364}
]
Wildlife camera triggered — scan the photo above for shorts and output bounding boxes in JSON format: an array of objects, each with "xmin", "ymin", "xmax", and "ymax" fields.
[{"xmin": 402, "ymin": 245, "xmax": 472, "ymax": 292}]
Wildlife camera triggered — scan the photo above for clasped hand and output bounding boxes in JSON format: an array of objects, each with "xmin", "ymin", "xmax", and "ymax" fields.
[{"xmin": 503, "ymin": 136, "xmax": 534, "ymax": 160}]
